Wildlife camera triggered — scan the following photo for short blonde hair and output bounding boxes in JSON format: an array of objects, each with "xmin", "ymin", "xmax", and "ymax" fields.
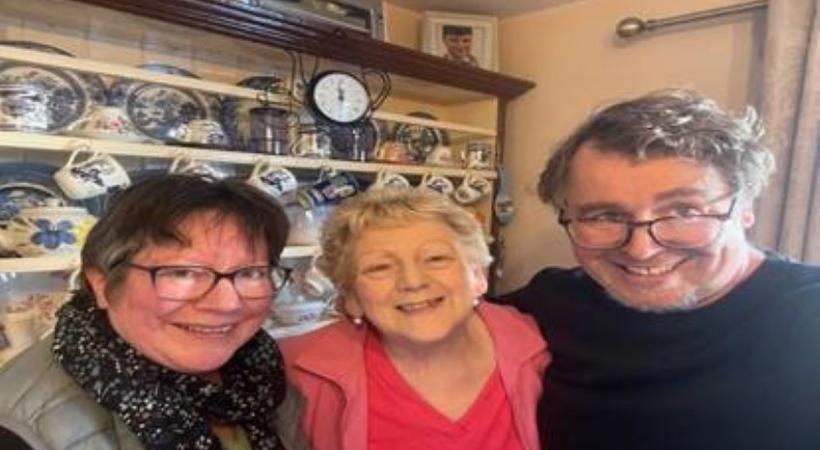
[{"xmin": 317, "ymin": 188, "xmax": 492, "ymax": 294}]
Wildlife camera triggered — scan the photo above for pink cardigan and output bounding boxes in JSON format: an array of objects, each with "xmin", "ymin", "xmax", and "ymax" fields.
[{"xmin": 279, "ymin": 301, "xmax": 550, "ymax": 450}]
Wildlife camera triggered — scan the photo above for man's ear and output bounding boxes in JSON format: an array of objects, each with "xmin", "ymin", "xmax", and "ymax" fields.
[
  {"xmin": 739, "ymin": 199, "xmax": 756, "ymax": 229},
  {"xmin": 85, "ymin": 268, "xmax": 111, "ymax": 309}
]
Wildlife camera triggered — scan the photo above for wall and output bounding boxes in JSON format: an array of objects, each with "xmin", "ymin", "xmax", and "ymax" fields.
[{"xmin": 497, "ymin": 0, "xmax": 766, "ymax": 292}]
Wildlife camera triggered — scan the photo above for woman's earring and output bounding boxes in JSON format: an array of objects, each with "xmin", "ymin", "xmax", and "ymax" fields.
[
  {"xmin": 472, "ymin": 298, "xmax": 480, "ymax": 308},
  {"xmin": 352, "ymin": 316, "xmax": 364, "ymax": 326}
]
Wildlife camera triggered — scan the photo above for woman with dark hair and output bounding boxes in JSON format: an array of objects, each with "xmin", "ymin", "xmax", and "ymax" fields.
[{"xmin": 0, "ymin": 175, "xmax": 309, "ymax": 450}]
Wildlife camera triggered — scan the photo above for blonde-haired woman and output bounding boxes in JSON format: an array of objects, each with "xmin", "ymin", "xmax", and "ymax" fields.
[{"xmin": 280, "ymin": 188, "xmax": 549, "ymax": 450}]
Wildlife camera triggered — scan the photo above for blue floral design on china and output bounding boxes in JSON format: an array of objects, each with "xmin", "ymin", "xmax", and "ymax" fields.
[
  {"xmin": 30, "ymin": 218, "xmax": 76, "ymax": 250},
  {"xmin": 0, "ymin": 41, "xmax": 107, "ymax": 105},
  {"xmin": 0, "ymin": 183, "xmax": 59, "ymax": 223},
  {"xmin": 109, "ymin": 64, "xmax": 213, "ymax": 142},
  {"xmin": 0, "ymin": 63, "xmax": 87, "ymax": 131}
]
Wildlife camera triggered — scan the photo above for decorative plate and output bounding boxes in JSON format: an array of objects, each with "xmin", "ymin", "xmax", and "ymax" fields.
[
  {"xmin": 0, "ymin": 162, "xmax": 103, "ymax": 221},
  {"xmin": 0, "ymin": 41, "xmax": 108, "ymax": 106},
  {"xmin": 326, "ymin": 119, "xmax": 380, "ymax": 161},
  {"xmin": 109, "ymin": 64, "xmax": 212, "ymax": 142},
  {"xmin": 393, "ymin": 111, "xmax": 447, "ymax": 162},
  {"xmin": 0, "ymin": 61, "xmax": 87, "ymax": 132}
]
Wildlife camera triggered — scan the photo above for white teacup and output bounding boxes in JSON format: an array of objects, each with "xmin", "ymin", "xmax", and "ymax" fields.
[
  {"xmin": 246, "ymin": 161, "xmax": 298, "ymax": 198},
  {"xmin": 453, "ymin": 174, "xmax": 492, "ymax": 205},
  {"xmin": 426, "ymin": 145, "xmax": 457, "ymax": 167},
  {"xmin": 68, "ymin": 105, "xmax": 143, "ymax": 142},
  {"xmin": 272, "ymin": 300, "xmax": 330, "ymax": 326},
  {"xmin": 168, "ymin": 156, "xmax": 228, "ymax": 180},
  {"xmin": 368, "ymin": 170, "xmax": 411, "ymax": 191},
  {"xmin": 168, "ymin": 119, "xmax": 228, "ymax": 146},
  {"xmin": 418, "ymin": 173, "xmax": 455, "ymax": 196},
  {"xmin": 0, "ymin": 206, "xmax": 96, "ymax": 257},
  {"xmin": 54, "ymin": 149, "xmax": 131, "ymax": 200},
  {"xmin": 462, "ymin": 141, "xmax": 494, "ymax": 169}
]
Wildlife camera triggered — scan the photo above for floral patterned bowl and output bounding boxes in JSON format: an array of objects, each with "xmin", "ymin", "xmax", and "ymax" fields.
[{"xmin": 0, "ymin": 206, "xmax": 96, "ymax": 257}]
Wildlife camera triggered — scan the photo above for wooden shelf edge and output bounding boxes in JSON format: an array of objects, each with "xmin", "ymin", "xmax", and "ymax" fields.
[
  {"xmin": 0, "ymin": 132, "xmax": 497, "ymax": 179},
  {"xmin": 70, "ymin": 0, "xmax": 536, "ymax": 100},
  {"xmin": 0, "ymin": 245, "xmax": 318, "ymax": 273},
  {"xmin": 0, "ymin": 254, "xmax": 79, "ymax": 273},
  {"xmin": 0, "ymin": 46, "xmax": 497, "ymax": 136}
]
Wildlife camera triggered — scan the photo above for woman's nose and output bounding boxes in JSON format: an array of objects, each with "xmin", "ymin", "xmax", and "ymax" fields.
[
  {"xmin": 397, "ymin": 263, "xmax": 429, "ymax": 290},
  {"xmin": 196, "ymin": 277, "xmax": 244, "ymax": 311}
]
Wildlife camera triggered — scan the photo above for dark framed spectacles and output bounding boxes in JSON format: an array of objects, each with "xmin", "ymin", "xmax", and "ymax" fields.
[
  {"xmin": 559, "ymin": 196, "xmax": 738, "ymax": 250},
  {"xmin": 128, "ymin": 263, "xmax": 292, "ymax": 301}
]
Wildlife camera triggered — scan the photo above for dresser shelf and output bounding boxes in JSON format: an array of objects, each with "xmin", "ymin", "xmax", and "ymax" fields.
[
  {"xmin": 0, "ymin": 132, "xmax": 496, "ymax": 179},
  {"xmin": 0, "ymin": 245, "xmax": 318, "ymax": 273}
]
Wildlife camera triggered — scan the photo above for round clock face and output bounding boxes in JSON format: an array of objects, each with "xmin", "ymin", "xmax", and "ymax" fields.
[{"xmin": 308, "ymin": 71, "xmax": 370, "ymax": 124}]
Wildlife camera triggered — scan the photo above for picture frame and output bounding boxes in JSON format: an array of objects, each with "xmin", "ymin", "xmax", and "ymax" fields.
[{"xmin": 421, "ymin": 11, "xmax": 498, "ymax": 71}]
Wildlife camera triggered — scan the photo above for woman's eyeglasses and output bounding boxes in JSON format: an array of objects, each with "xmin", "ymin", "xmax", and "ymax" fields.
[{"xmin": 127, "ymin": 264, "xmax": 292, "ymax": 301}]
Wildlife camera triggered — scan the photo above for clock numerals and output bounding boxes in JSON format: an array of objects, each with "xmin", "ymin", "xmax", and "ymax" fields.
[{"xmin": 309, "ymin": 71, "xmax": 371, "ymax": 124}]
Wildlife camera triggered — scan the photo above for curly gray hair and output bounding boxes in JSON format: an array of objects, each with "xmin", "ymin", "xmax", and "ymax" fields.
[
  {"xmin": 539, "ymin": 89, "xmax": 775, "ymax": 208},
  {"xmin": 316, "ymin": 188, "xmax": 492, "ymax": 296}
]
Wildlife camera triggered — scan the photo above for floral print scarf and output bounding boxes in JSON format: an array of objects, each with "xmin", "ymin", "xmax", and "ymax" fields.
[{"xmin": 53, "ymin": 293, "xmax": 286, "ymax": 450}]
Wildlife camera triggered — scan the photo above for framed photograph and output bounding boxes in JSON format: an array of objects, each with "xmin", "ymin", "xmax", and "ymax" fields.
[{"xmin": 421, "ymin": 11, "xmax": 498, "ymax": 71}]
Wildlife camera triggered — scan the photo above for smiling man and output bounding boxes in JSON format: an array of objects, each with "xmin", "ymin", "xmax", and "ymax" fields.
[{"xmin": 505, "ymin": 89, "xmax": 820, "ymax": 450}]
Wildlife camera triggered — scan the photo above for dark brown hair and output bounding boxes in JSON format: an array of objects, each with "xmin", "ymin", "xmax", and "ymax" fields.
[{"xmin": 79, "ymin": 175, "xmax": 289, "ymax": 296}]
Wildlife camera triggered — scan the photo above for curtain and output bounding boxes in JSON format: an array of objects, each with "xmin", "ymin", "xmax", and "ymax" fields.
[{"xmin": 754, "ymin": 0, "xmax": 820, "ymax": 263}]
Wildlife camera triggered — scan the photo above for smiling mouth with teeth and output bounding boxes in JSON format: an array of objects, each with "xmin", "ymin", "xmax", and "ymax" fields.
[
  {"xmin": 622, "ymin": 265, "xmax": 677, "ymax": 276},
  {"xmin": 175, "ymin": 324, "xmax": 234, "ymax": 335},
  {"xmin": 396, "ymin": 297, "xmax": 444, "ymax": 312}
]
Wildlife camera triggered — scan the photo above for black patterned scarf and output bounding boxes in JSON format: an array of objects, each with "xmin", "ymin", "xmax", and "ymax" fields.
[{"xmin": 53, "ymin": 293, "xmax": 287, "ymax": 450}]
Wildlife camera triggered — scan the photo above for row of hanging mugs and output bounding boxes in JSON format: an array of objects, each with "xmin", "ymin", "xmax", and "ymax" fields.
[{"xmin": 48, "ymin": 146, "xmax": 494, "ymax": 210}]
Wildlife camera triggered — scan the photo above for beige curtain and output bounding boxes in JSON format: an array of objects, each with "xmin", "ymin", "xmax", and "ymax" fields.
[{"xmin": 754, "ymin": 0, "xmax": 820, "ymax": 262}]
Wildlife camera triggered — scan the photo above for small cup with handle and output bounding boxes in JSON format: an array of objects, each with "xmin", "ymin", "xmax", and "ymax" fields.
[
  {"xmin": 167, "ymin": 155, "xmax": 228, "ymax": 180},
  {"xmin": 367, "ymin": 169, "xmax": 411, "ymax": 191},
  {"xmin": 297, "ymin": 168, "xmax": 360, "ymax": 209},
  {"xmin": 452, "ymin": 173, "xmax": 492, "ymax": 205},
  {"xmin": 53, "ymin": 147, "xmax": 131, "ymax": 200},
  {"xmin": 68, "ymin": 105, "xmax": 143, "ymax": 142},
  {"xmin": 246, "ymin": 160, "xmax": 299, "ymax": 198},
  {"xmin": 418, "ymin": 172, "xmax": 455, "ymax": 196}
]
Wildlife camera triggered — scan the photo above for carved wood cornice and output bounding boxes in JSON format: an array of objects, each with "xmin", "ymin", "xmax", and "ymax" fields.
[{"xmin": 71, "ymin": 0, "xmax": 535, "ymax": 99}]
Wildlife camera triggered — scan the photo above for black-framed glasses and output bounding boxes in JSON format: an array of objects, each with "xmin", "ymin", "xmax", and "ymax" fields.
[
  {"xmin": 559, "ymin": 196, "xmax": 738, "ymax": 250},
  {"xmin": 128, "ymin": 263, "xmax": 292, "ymax": 301}
]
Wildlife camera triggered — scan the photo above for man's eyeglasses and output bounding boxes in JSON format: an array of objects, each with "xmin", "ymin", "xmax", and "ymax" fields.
[
  {"xmin": 559, "ymin": 196, "xmax": 738, "ymax": 250},
  {"xmin": 128, "ymin": 263, "xmax": 292, "ymax": 301}
]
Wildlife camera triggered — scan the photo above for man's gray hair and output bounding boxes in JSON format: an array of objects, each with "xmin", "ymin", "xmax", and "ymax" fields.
[{"xmin": 539, "ymin": 89, "xmax": 776, "ymax": 208}]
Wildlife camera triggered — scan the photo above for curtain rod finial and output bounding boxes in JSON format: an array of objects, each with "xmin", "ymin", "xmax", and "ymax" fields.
[{"xmin": 616, "ymin": 16, "xmax": 646, "ymax": 38}]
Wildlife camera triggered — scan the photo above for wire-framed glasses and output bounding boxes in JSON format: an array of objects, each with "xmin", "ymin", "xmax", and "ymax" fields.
[
  {"xmin": 128, "ymin": 263, "xmax": 292, "ymax": 301},
  {"xmin": 559, "ymin": 196, "xmax": 738, "ymax": 250}
]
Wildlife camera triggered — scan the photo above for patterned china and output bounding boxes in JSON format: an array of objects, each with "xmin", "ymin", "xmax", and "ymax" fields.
[
  {"xmin": 109, "ymin": 64, "xmax": 214, "ymax": 143},
  {"xmin": 0, "ymin": 205, "xmax": 96, "ymax": 256},
  {"xmin": 0, "ymin": 84, "xmax": 49, "ymax": 131},
  {"xmin": 0, "ymin": 41, "xmax": 107, "ymax": 132}
]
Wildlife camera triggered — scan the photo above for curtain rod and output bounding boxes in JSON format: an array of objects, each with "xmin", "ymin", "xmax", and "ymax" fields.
[{"xmin": 616, "ymin": 0, "xmax": 768, "ymax": 38}]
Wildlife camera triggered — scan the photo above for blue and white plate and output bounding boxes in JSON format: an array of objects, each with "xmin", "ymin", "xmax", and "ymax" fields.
[
  {"xmin": 392, "ymin": 111, "xmax": 449, "ymax": 162},
  {"xmin": 0, "ymin": 162, "xmax": 104, "ymax": 222},
  {"xmin": 109, "ymin": 64, "xmax": 215, "ymax": 142},
  {"xmin": 0, "ymin": 62, "xmax": 87, "ymax": 133},
  {"xmin": 0, "ymin": 41, "xmax": 107, "ymax": 106}
]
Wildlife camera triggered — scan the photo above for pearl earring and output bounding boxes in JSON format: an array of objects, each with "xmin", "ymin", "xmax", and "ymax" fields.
[
  {"xmin": 472, "ymin": 298, "xmax": 480, "ymax": 308},
  {"xmin": 352, "ymin": 316, "xmax": 364, "ymax": 326}
]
